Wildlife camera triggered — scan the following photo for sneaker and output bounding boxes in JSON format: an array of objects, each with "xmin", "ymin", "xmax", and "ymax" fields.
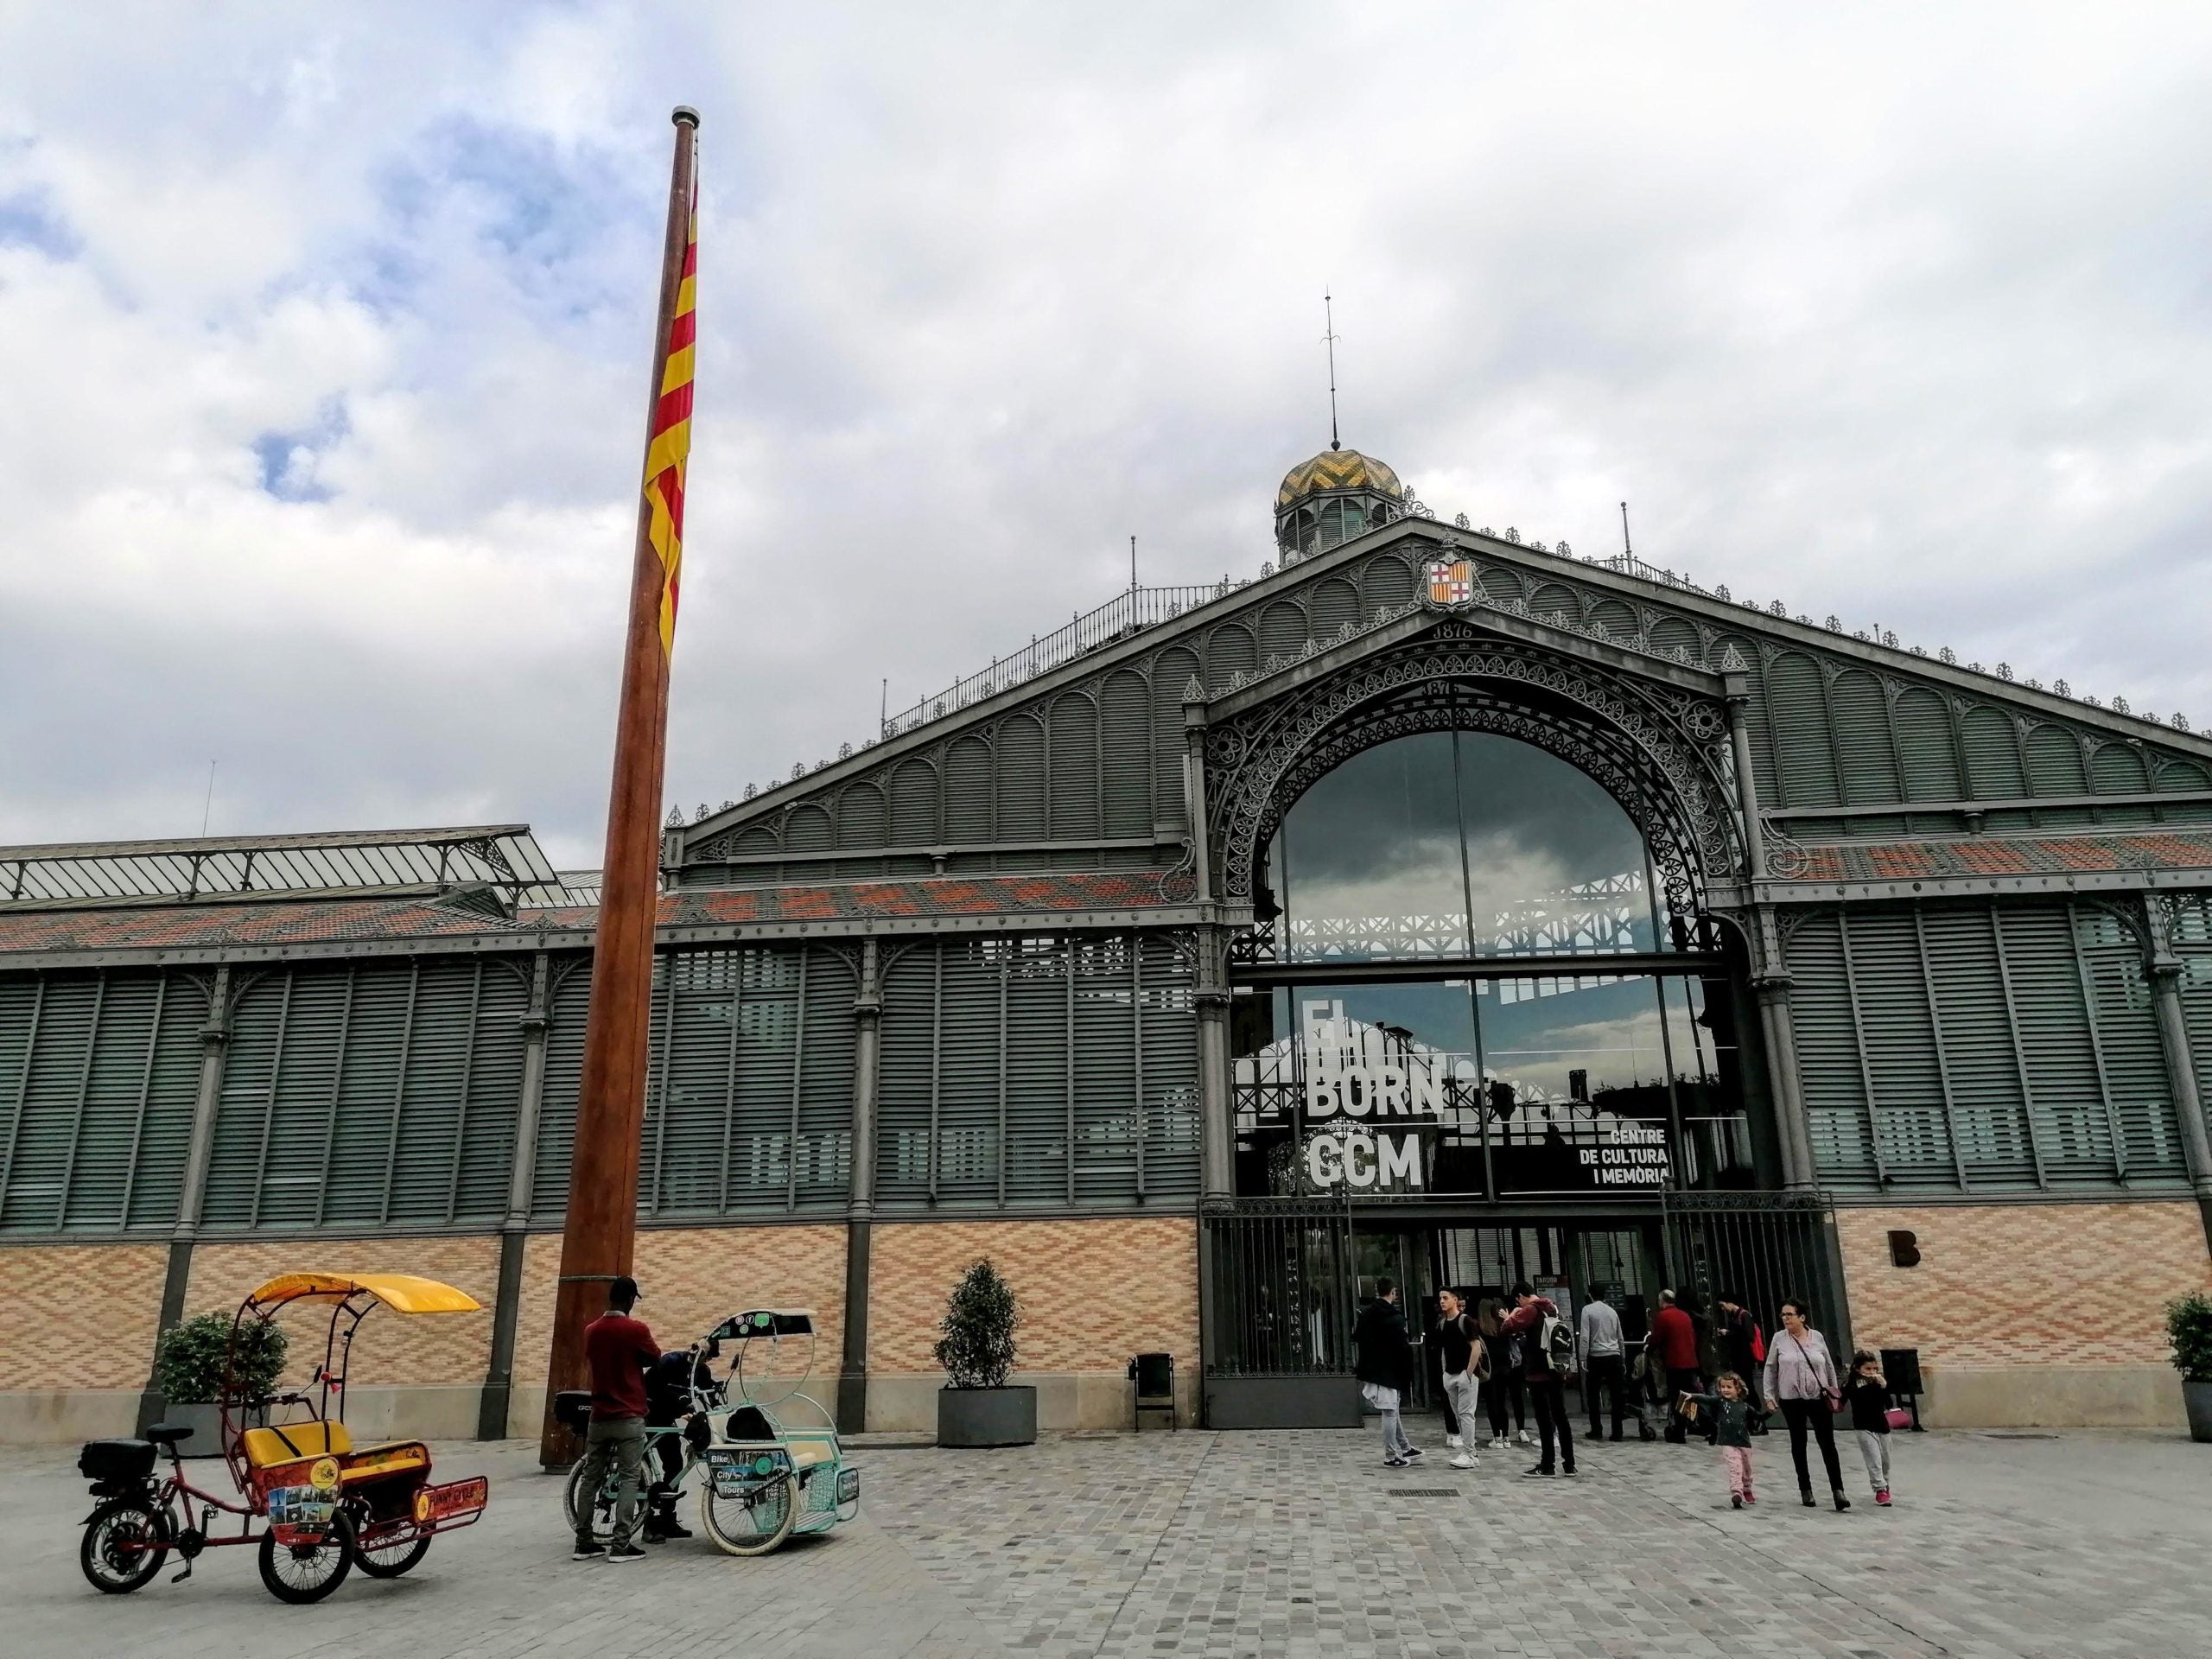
[
  {"xmin": 1384, "ymin": 1455, "xmax": 1408, "ymax": 1468},
  {"xmin": 608, "ymin": 1542, "xmax": 647, "ymax": 1564},
  {"xmin": 1518, "ymin": 1429, "xmax": 1535, "ymax": 1446},
  {"xmin": 1731, "ymin": 1494, "xmax": 1743, "ymax": 1510},
  {"xmin": 657, "ymin": 1516, "xmax": 691, "ymax": 1539},
  {"xmin": 1876, "ymin": 1489, "xmax": 1892, "ymax": 1507},
  {"xmin": 1743, "ymin": 1491, "xmax": 1757, "ymax": 1505},
  {"xmin": 1402, "ymin": 1446, "xmax": 1425, "ymax": 1460},
  {"xmin": 1487, "ymin": 1437, "xmax": 1507, "ymax": 1451},
  {"xmin": 1448, "ymin": 1452, "xmax": 1476, "ymax": 1470},
  {"xmin": 1522, "ymin": 1464, "xmax": 1554, "ymax": 1478},
  {"xmin": 1446, "ymin": 1434, "xmax": 1463, "ymax": 1449},
  {"xmin": 1561, "ymin": 1465, "xmax": 1576, "ymax": 1477},
  {"xmin": 571, "ymin": 1541, "xmax": 607, "ymax": 1561}
]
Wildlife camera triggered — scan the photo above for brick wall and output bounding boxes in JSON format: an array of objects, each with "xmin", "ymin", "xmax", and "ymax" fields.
[
  {"xmin": 509, "ymin": 1224, "xmax": 848, "ymax": 1398},
  {"xmin": 1839, "ymin": 1201, "xmax": 2212, "ymax": 1368},
  {"xmin": 183, "ymin": 1236, "xmax": 501, "ymax": 1387},
  {"xmin": 868, "ymin": 1217, "xmax": 1198, "ymax": 1377},
  {"xmin": 0, "ymin": 1243, "xmax": 169, "ymax": 1389}
]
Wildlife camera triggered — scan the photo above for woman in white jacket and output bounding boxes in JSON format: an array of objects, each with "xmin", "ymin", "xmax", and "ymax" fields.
[{"xmin": 1762, "ymin": 1297, "xmax": 1852, "ymax": 1511}]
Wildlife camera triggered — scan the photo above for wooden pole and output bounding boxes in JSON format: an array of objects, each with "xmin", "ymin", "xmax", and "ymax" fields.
[{"xmin": 539, "ymin": 106, "xmax": 700, "ymax": 1467}]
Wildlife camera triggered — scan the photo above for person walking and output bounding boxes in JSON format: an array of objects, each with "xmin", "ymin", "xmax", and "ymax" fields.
[
  {"xmin": 1579, "ymin": 1283, "xmax": 1627, "ymax": 1442},
  {"xmin": 1353, "ymin": 1279, "xmax": 1421, "ymax": 1468},
  {"xmin": 571, "ymin": 1274, "xmax": 658, "ymax": 1563},
  {"xmin": 1763, "ymin": 1296, "xmax": 1851, "ymax": 1511},
  {"xmin": 1478, "ymin": 1298, "xmax": 1532, "ymax": 1450},
  {"xmin": 1678, "ymin": 1372, "xmax": 1766, "ymax": 1508},
  {"xmin": 1498, "ymin": 1282, "xmax": 1575, "ymax": 1477},
  {"xmin": 1713, "ymin": 1292, "xmax": 1765, "ymax": 1433},
  {"xmin": 1845, "ymin": 1351, "xmax": 1897, "ymax": 1506},
  {"xmin": 1433, "ymin": 1288, "xmax": 1486, "ymax": 1470},
  {"xmin": 1651, "ymin": 1289, "xmax": 1702, "ymax": 1444}
]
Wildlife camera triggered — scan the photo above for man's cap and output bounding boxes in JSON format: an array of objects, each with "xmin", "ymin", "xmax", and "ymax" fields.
[{"xmin": 611, "ymin": 1274, "xmax": 642, "ymax": 1303}]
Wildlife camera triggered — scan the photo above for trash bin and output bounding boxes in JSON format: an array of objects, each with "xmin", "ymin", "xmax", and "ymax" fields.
[{"xmin": 1879, "ymin": 1347, "xmax": 1925, "ymax": 1430}]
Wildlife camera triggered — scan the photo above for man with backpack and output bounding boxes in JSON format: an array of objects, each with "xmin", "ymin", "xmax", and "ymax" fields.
[{"xmin": 1497, "ymin": 1281, "xmax": 1576, "ymax": 1477}]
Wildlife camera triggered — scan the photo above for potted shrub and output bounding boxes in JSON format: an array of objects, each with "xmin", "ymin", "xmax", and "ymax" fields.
[
  {"xmin": 935, "ymin": 1259, "xmax": 1034, "ymax": 1447},
  {"xmin": 151, "ymin": 1312, "xmax": 286, "ymax": 1452},
  {"xmin": 2167, "ymin": 1291, "xmax": 2212, "ymax": 1443}
]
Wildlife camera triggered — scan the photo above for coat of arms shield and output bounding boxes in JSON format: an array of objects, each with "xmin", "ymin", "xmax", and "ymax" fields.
[{"xmin": 1426, "ymin": 557, "xmax": 1474, "ymax": 607}]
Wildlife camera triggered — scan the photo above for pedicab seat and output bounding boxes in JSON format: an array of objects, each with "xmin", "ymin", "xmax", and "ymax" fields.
[
  {"xmin": 722, "ymin": 1405, "xmax": 836, "ymax": 1470},
  {"xmin": 242, "ymin": 1420, "xmax": 353, "ymax": 1465}
]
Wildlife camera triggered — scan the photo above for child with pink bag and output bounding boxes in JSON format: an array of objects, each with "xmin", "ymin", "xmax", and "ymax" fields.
[{"xmin": 1845, "ymin": 1350, "xmax": 1907, "ymax": 1506}]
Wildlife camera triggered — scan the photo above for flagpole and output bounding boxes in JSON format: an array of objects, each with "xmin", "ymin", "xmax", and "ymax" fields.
[{"xmin": 540, "ymin": 105, "xmax": 700, "ymax": 1467}]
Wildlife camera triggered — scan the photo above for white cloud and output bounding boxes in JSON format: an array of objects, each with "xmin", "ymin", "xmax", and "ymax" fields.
[{"xmin": 3, "ymin": 2, "xmax": 2210, "ymax": 864}]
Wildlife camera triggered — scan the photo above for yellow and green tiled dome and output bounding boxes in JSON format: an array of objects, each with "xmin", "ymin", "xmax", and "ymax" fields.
[{"xmin": 1276, "ymin": 446, "xmax": 1404, "ymax": 510}]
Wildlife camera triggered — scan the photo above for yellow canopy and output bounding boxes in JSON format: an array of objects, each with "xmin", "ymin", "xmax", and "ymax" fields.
[{"xmin": 245, "ymin": 1272, "xmax": 482, "ymax": 1314}]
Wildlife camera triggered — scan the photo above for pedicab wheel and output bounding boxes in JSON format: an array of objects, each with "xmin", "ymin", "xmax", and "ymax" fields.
[
  {"xmin": 79, "ymin": 1499, "xmax": 170, "ymax": 1593},
  {"xmin": 348, "ymin": 1515, "xmax": 432, "ymax": 1578},
  {"xmin": 563, "ymin": 1458, "xmax": 615, "ymax": 1545},
  {"xmin": 699, "ymin": 1471, "xmax": 798, "ymax": 1557},
  {"xmin": 257, "ymin": 1510, "xmax": 355, "ymax": 1604}
]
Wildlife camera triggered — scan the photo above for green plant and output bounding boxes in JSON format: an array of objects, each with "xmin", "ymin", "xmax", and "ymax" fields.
[
  {"xmin": 934, "ymin": 1259, "xmax": 1019, "ymax": 1389},
  {"xmin": 2167, "ymin": 1292, "xmax": 2212, "ymax": 1382},
  {"xmin": 153, "ymin": 1312, "xmax": 287, "ymax": 1405}
]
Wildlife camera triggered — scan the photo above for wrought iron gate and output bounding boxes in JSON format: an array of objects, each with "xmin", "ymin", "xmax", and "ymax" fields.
[
  {"xmin": 1659, "ymin": 1190, "xmax": 1852, "ymax": 1357},
  {"xmin": 1202, "ymin": 1198, "xmax": 1357, "ymax": 1378}
]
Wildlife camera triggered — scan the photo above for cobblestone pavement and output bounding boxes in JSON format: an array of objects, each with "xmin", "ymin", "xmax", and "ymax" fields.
[{"xmin": 8, "ymin": 1421, "xmax": 2209, "ymax": 1657}]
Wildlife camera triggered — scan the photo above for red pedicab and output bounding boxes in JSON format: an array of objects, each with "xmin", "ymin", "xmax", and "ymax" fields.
[{"xmin": 77, "ymin": 1271, "xmax": 491, "ymax": 1604}]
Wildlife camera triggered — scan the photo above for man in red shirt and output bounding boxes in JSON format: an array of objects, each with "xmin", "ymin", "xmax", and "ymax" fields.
[
  {"xmin": 1649, "ymin": 1288, "xmax": 1703, "ymax": 1445},
  {"xmin": 571, "ymin": 1274, "xmax": 658, "ymax": 1563}
]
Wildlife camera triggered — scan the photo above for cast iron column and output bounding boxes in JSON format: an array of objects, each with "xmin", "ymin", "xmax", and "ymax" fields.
[
  {"xmin": 2143, "ymin": 899, "xmax": 2212, "ymax": 1255},
  {"xmin": 142, "ymin": 964, "xmax": 232, "ymax": 1432},
  {"xmin": 480, "ymin": 952, "xmax": 551, "ymax": 1440},
  {"xmin": 837, "ymin": 938, "xmax": 883, "ymax": 1433}
]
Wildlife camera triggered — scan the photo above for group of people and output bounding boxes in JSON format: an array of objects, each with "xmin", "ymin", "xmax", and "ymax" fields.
[
  {"xmin": 1351, "ymin": 1279, "xmax": 1903, "ymax": 1511},
  {"xmin": 568, "ymin": 1274, "xmax": 704, "ymax": 1561}
]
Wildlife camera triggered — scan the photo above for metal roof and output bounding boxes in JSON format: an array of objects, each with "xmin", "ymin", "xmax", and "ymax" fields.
[{"xmin": 0, "ymin": 825, "xmax": 563, "ymax": 910}]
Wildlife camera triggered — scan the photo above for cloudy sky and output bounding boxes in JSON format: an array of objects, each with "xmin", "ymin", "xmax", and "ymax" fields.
[{"xmin": 4, "ymin": 3, "xmax": 2209, "ymax": 867}]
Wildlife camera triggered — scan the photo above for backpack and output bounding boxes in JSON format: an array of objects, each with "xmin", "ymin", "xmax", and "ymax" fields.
[{"xmin": 1540, "ymin": 1310, "xmax": 1576, "ymax": 1374}]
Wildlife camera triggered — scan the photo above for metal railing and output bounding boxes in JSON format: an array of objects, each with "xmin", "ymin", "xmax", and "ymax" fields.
[{"xmin": 880, "ymin": 582, "xmax": 1235, "ymax": 739}]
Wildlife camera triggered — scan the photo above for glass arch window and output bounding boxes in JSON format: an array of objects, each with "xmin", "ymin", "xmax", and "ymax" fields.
[{"xmin": 1268, "ymin": 730, "xmax": 1678, "ymax": 963}]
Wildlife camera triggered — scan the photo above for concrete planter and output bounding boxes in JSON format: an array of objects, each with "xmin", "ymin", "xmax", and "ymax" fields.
[
  {"xmin": 938, "ymin": 1385, "xmax": 1036, "ymax": 1448},
  {"xmin": 2184, "ymin": 1379, "xmax": 2212, "ymax": 1443},
  {"xmin": 160, "ymin": 1400, "xmax": 229, "ymax": 1455}
]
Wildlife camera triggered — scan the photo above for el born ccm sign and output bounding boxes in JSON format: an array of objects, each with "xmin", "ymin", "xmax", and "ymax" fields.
[{"xmin": 1295, "ymin": 1003, "xmax": 1439, "ymax": 1191}]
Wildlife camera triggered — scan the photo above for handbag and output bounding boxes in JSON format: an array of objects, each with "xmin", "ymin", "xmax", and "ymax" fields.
[
  {"xmin": 1788, "ymin": 1331, "xmax": 1843, "ymax": 1412},
  {"xmin": 1884, "ymin": 1406, "xmax": 1911, "ymax": 1430}
]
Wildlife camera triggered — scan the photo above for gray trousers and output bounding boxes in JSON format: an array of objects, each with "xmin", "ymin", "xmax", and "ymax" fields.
[
  {"xmin": 1856, "ymin": 1428, "xmax": 1892, "ymax": 1494},
  {"xmin": 1443, "ymin": 1373, "xmax": 1480, "ymax": 1444},
  {"xmin": 576, "ymin": 1416, "xmax": 647, "ymax": 1548}
]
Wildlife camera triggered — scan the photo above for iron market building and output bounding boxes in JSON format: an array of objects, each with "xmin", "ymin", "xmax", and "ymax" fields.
[{"xmin": 5, "ymin": 443, "xmax": 2212, "ymax": 1439}]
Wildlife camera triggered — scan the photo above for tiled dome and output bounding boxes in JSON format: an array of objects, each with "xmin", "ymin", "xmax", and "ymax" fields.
[{"xmin": 1276, "ymin": 446, "xmax": 1404, "ymax": 510}]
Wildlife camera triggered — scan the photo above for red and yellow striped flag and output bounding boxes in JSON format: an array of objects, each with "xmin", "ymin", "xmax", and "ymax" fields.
[{"xmin": 642, "ymin": 196, "xmax": 696, "ymax": 654}]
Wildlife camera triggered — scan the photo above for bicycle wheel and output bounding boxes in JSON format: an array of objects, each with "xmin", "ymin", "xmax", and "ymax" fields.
[
  {"xmin": 698, "ymin": 1471, "xmax": 798, "ymax": 1557},
  {"xmin": 257, "ymin": 1511, "xmax": 354, "ymax": 1604},
  {"xmin": 79, "ymin": 1499, "xmax": 170, "ymax": 1594},
  {"xmin": 564, "ymin": 1457, "xmax": 616, "ymax": 1544},
  {"xmin": 349, "ymin": 1514, "xmax": 432, "ymax": 1578}
]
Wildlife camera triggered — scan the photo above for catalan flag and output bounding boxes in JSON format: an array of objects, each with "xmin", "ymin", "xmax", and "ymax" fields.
[{"xmin": 642, "ymin": 194, "xmax": 696, "ymax": 654}]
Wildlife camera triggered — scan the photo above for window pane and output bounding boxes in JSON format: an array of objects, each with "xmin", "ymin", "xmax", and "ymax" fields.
[{"xmin": 1278, "ymin": 732, "xmax": 1468, "ymax": 961}]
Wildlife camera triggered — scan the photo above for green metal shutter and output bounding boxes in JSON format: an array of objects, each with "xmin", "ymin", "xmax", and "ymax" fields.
[
  {"xmin": 2176, "ymin": 896, "xmax": 2212, "ymax": 1153},
  {"xmin": 124, "ymin": 973, "xmax": 206, "ymax": 1230},
  {"xmin": 2073, "ymin": 906, "xmax": 2188, "ymax": 1184},
  {"xmin": 1478, "ymin": 564, "xmax": 1523, "ymax": 605},
  {"xmin": 796, "ymin": 947, "xmax": 855, "ymax": 1207},
  {"xmin": 1960, "ymin": 705, "xmax": 2026, "ymax": 798},
  {"xmin": 1529, "ymin": 582, "xmax": 1577, "ymax": 625},
  {"xmin": 35, "ymin": 971, "xmax": 203, "ymax": 1234},
  {"xmin": 1891, "ymin": 687, "xmax": 1963, "ymax": 830},
  {"xmin": 1259, "ymin": 599, "xmax": 1307, "ymax": 662},
  {"xmin": 2152, "ymin": 760, "xmax": 2212, "ymax": 825},
  {"xmin": 1072, "ymin": 937, "xmax": 1138, "ymax": 1202},
  {"xmin": 995, "ymin": 715, "xmax": 1046, "ymax": 856},
  {"xmin": 2024, "ymin": 726, "xmax": 2092, "ymax": 827},
  {"xmin": 934, "ymin": 940, "xmax": 1007, "ymax": 1205},
  {"xmin": 1101, "ymin": 669, "xmax": 1154, "ymax": 838},
  {"xmin": 647, "ymin": 949, "xmax": 737, "ymax": 1217},
  {"xmin": 1361, "ymin": 555, "xmax": 1414, "ymax": 610},
  {"xmin": 1765, "ymin": 652, "xmax": 1840, "ymax": 810},
  {"xmin": 1919, "ymin": 906, "xmax": 2037, "ymax": 1185},
  {"xmin": 1829, "ymin": 671, "xmax": 1902, "ymax": 827},
  {"xmin": 1138, "ymin": 935, "xmax": 1201, "ymax": 1198},
  {"xmin": 1049, "ymin": 695, "xmax": 1100, "ymax": 843},
  {"xmin": 781, "ymin": 805, "xmax": 836, "ymax": 883},
  {"xmin": 531, "ymin": 958, "xmax": 593, "ymax": 1219},
  {"xmin": 321, "ymin": 960, "xmax": 409, "ymax": 1229},
  {"xmin": 1150, "ymin": 646, "xmax": 1202, "ymax": 835},
  {"xmin": 1650, "ymin": 616, "xmax": 1699, "ymax": 659},
  {"xmin": 891, "ymin": 760, "xmax": 938, "ymax": 845},
  {"xmin": 1207, "ymin": 623, "xmax": 1255, "ymax": 687},
  {"xmin": 0, "ymin": 972, "xmax": 98, "ymax": 1231},
  {"xmin": 381, "ymin": 959, "xmax": 473, "ymax": 1224},
  {"xmin": 1781, "ymin": 912, "xmax": 1881, "ymax": 1188},
  {"xmin": 1842, "ymin": 908, "xmax": 1956, "ymax": 1185},
  {"xmin": 839, "ymin": 783, "xmax": 887, "ymax": 849},
  {"xmin": 453, "ymin": 961, "xmax": 528, "ymax": 1222},
  {"xmin": 631, "ymin": 957, "xmax": 678, "ymax": 1211},
  {"xmin": 729, "ymin": 947, "xmax": 804, "ymax": 1209},
  {"xmin": 2000, "ymin": 903, "xmax": 2119, "ymax": 1182},
  {"xmin": 945, "ymin": 736, "xmax": 995, "ymax": 842},
  {"xmin": 1309, "ymin": 577, "xmax": 1361, "ymax": 638},
  {"xmin": 876, "ymin": 943, "xmax": 940, "ymax": 1205},
  {"xmin": 2088, "ymin": 741, "xmax": 2152, "ymax": 826},
  {"xmin": 1588, "ymin": 599, "xmax": 1637, "ymax": 641},
  {"xmin": 1004, "ymin": 936, "xmax": 1071, "ymax": 1203}
]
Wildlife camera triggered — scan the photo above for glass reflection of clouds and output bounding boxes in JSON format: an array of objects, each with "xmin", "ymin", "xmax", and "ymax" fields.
[{"xmin": 1271, "ymin": 732, "xmax": 1674, "ymax": 963}]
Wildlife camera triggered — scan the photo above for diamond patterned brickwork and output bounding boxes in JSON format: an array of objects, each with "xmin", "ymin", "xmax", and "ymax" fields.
[
  {"xmin": 868, "ymin": 1217, "xmax": 1198, "ymax": 1376},
  {"xmin": 0, "ymin": 1243, "xmax": 169, "ymax": 1389},
  {"xmin": 1838, "ymin": 1201, "xmax": 2211, "ymax": 1368},
  {"xmin": 183, "ymin": 1235, "xmax": 500, "ymax": 1387},
  {"xmin": 508, "ymin": 1224, "xmax": 848, "ymax": 1398}
]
